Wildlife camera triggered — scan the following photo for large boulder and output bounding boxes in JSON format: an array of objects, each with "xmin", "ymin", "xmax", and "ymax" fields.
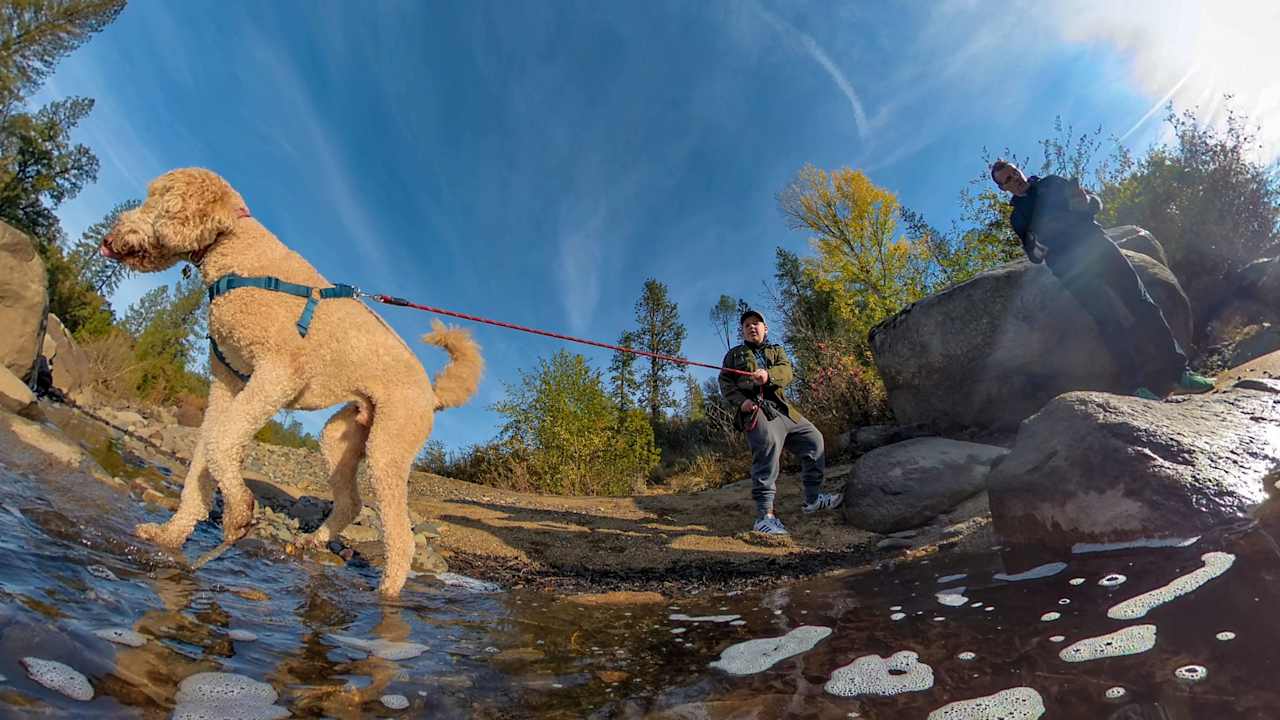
[
  {"xmin": 987, "ymin": 387, "xmax": 1280, "ymax": 553},
  {"xmin": 869, "ymin": 248, "xmax": 1192, "ymax": 431},
  {"xmin": 0, "ymin": 366, "xmax": 42, "ymax": 420},
  {"xmin": 1240, "ymin": 256, "xmax": 1279, "ymax": 309},
  {"xmin": 1106, "ymin": 225, "xmax": 1169, "ymax": 268},
  {"xmin": 0, "ymin": 221, "xmax": 48, "ymax": 382},
  {"xmin": 843, "ymin": 437, "xmax": 1009, "ymax": 533},
  {"xmin": 41, "ymin": 314, "xmax": 91, "ymax": 400}
]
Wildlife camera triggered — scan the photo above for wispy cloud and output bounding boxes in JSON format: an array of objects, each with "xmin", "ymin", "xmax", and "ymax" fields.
[{"xmin": 750, "ymin": 2, "xmax": 871, "ymax": 139}]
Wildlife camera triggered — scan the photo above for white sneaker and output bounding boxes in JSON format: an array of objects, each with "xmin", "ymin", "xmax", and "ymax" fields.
[
  {"xmin": 752, "ymin": 515, "xmax": 789, "ymax": 535},
  {"xmin": 802, "ymin": 492, "xmax": 844, "ymax": 514}
]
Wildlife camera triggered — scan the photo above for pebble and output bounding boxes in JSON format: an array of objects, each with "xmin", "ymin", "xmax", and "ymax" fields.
[{"xmin": 93, "ymin": 628, "xmax": 147, "ymax": 647}]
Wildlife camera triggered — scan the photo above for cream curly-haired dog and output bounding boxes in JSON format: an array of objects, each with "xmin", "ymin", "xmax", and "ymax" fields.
[{"xmin": 101, "ymin": 167, "xmax": 483, "ymax": 597}]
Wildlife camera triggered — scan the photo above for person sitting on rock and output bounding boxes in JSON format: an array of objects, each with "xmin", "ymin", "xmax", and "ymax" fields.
[
  {"xmin": 718, "ymin": 309, "xmax": 842, "ymax": 535},
  {"xmin": 990, "ymin": 159, "xmax": 1215, "ymax": 399}
]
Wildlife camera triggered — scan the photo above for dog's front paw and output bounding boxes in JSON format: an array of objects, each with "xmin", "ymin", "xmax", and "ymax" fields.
[{"xmin": 135, "ymin": 522, "xmax": 186, "ymax": 548}]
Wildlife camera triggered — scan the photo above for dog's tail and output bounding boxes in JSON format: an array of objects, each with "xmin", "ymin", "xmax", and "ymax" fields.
[{"xmin": 421, "ymin": 319, "xmax": 484, "ymax": 410}]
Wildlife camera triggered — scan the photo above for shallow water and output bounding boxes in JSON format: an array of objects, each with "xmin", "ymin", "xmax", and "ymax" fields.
[{"xmin": 1, "ymin": 461, "xmax": 1278, "ymax": 719}]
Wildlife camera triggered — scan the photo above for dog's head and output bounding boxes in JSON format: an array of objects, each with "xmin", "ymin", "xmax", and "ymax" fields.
[{"xmin": 101, "ymin": 168, "xmax": 248, "ymax": 272}]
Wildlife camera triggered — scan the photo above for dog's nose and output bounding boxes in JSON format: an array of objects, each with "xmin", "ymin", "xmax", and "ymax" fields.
[{"xmin": 100, "ymin": 232, "xmax": 122, "ymax": 260}]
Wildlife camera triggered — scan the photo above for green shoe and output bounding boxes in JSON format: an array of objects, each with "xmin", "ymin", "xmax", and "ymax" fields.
[
  {"xmin": 1134, "ymin": 387, "xmax": 1161, "ymax": 401},
  {"xmin": 1173, "ymin": 370, "xmax": 1215, "ymax": 395}
]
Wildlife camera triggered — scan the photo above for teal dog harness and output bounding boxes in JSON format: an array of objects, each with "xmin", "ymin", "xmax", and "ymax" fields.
[{"xmin": 206, "ymin": 274, "xmax": 358, "ymax": 382}]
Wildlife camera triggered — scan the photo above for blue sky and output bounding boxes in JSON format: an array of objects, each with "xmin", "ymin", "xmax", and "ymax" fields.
[{"xmin": 36, "ymin": 0, "xmax": 1280, "ymax": 451}]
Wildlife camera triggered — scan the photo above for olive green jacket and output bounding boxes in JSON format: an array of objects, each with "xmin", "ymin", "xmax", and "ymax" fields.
[{"xmin": 718, "ymin": 341, "xmax": 804, "ymax": 430}]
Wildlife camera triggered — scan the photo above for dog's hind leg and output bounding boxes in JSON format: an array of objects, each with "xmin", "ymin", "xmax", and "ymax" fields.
[
  {"xmin": 205, "ymin": 362, "xmax": 305, "ymax": 543},
  {"xmin": 299, "ymin": 401, "xmax": 370, "ymax": 547},
  {"xmin": 363, "ymin": 396, "xmax": 433, "ymax": 598},
  {"xmin": 136, "ymin": 360, "xmax": 241, "ymax": 548}
]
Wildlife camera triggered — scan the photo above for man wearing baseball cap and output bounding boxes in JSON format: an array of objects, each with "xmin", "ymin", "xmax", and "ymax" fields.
[{"xmin": 718, "ymin": 309, "xmax": 842, "ymax": 535}]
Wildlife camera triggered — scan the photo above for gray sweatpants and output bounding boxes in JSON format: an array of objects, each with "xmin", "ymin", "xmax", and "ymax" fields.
[{"xmin": 745, "ymin": 409, "xmax": 825, "ymax": 517}]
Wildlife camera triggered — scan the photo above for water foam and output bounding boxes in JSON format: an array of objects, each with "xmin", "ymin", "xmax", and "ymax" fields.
[
  {"xmin": 20, "ymin": 658, "xmax": 93, "ymax": 701},
  {"xmin": 938, "ymin": 573, "xmax": 968, "ymax": 584},
  {"xmin": 1098, "ymin": 574, "xmax": 1127, "ymax": 587},
  {"xmin": 1059, "ymin": 625, "xmax": 1156, "ymax": 662},
  {"xmin": 824, "ymin": 650, "xmax": 934, "ymax": 697},
  {"xmin": 228, "ymin": 630, "xmax": 257, "ymax": 642},
  {"xmin": 890, "ymin": 613, "xmax": 906, "ymax": 621},
  {"xmin": 1174, "ymin": 665, "xmax": 1207, "ymax": 682},
  {"xmin": 708, "ymin": 626, "xmax": 832, "ymax": 676},
  {"xmin": 171, "ymin": 672, "xmax": 289, "ymax": 720},
  {"xmin": 993, "ymin": 562, "xmax": 1067, "ymax": 582},
  {"xmin": 669, "ymin": 613, "xmax": 741, "ymax": 623},
  {"xmin": 435, "ymin": 572, "xmax": 501, "ymax": 592},
  {"xmin": 1104, "ymin": 687, "xmax": 1127, "ymax": 700},
  {"xmin": 1216, "ymin": 631, "xmax": 1235, "ymax": 641},
  {"xmin": 93, "ymin": 628, "xmax": 146, "ymax": 647},
  {"xmin": 936, "ymin": 587, "xmax": 969, "ymax": 607},
  {"xmin": 926, "ymin": 686, "xmax": 1045, "ymax": 719},
  {"xmin": 1107, "ymin": 552, "xmax": 1235, "ymax": 620},
  {"xmin": 957, "ymin": 651, "xmax": 976, "ymax": 661},
  {"xmin": 1068, "ymin": 578, "xmax": 1086, "ymax": 586},
  {"xmin": 1071, "ymin": 536, "xmax": 1200, "ymax": 554},
  {"xmin": 381, "ymin": 694, "xmax": 410, "ymax": 709},
  {"xmin": 328, "ymin": 634, "xmax": 429, "ymax": 660},
  {"xmin": 1039, "ymin": 612, "xmax": 1061, "ymax": 622}
]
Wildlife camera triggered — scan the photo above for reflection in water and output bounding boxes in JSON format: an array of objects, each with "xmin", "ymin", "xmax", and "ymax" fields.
[{"xmin": 2, "ymin": 462, "xmax": 1280, "ymax": 718}]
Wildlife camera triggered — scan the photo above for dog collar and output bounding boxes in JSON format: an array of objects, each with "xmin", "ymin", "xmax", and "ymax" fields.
[{"xmin": 190, "ymin": 206, "xmax": 251, "ymax": 267}]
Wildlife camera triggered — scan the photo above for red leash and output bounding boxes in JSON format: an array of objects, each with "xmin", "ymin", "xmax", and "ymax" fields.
[{"xmin": 366, "ymin": 292, "xmax": 754, "ymax": 377}]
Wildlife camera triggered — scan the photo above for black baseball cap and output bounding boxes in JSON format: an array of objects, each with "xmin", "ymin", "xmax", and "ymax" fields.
[{"xmin": 739, "ymin": 309, "xmax": 766, "ymax": 325}]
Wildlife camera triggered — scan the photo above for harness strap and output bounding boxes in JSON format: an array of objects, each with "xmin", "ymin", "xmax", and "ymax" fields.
[{"xmin": 206, "ymin": 274, "xmax": 359, "ymax": 380}]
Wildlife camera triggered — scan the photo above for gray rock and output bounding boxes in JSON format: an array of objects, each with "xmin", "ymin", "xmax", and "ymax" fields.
[
  {"xmin": 1234, "ymin": 378, "xmax": 1280, "ymax": 393},
  {"xmin": 988, "ymin": 388, "xmax": 1280, "ymax": 551},
  {"xmin": 0, "ymin": 366, "xmax": 41, "ymax": 420},
  {"xmin": 1107, "ymin": 225, "xmax": 1170, "ymax": 267},
  {"xmin": 412, "ymin": 543, "xmax": 448, "ymax": 573},
  {"xmin": 1240, "ymin": 256, "xmax": 1279, "ymax": 307},
  {"xmin": 870, "ymin": 245, "xmax": 1192, "ymax": 430},
  {"xmin": 40, "ymin": 314, "xmax": 90, "ymax": 401},
  {"xmin": 1228, "ymin": 324, "xmax": 1280, "ymax": 368},
  {"xmin": 341, "ymin": 523, "xmax": 380, "ymax": 544},
  {"xmin": 0, "ymin": 222, "xmax": 48, "ymax": 383},
  {"xmin": 843, "ymin": 437, "xmax": 1009, "ymax": 533},
  {"xmin": 876, "ymin": 538, "xmax": 914, "ymax": 550},
  {"xmin": 854, "ymin": 423, "xmax": 935, "ymax": 452}
]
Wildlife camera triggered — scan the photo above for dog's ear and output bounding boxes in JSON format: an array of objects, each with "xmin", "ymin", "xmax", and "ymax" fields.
[{"xmin": 149, "ymin": 168, "xmax": 243, "ymax": 253}]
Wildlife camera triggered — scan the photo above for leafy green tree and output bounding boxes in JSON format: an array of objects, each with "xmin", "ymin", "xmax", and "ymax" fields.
[
  {"xmin": 1102, "ymin": 105, "xmax": 1280, "ymax": 326},
  {"xmin": 778, "ymin": 166, "xmax": 931, "ymax": 355},
  {"xmin": 632, "ymin": 278, "xmax": 687, "ymax": 422},
  {"xmin": 709, "ymin": 294, "xmax": 742, "ymax": 349},
  {"xmin": 494, "ymin": 350, "xmax": 660, "ymax": 496},
  {"xmin": 254, "ymin": 412, "xmax": 320, "ymax": 450},
  {"xmin": 682, "ymin": 372, "xmax": 705, "ymax": 422},
  {"xmin": 607, "ymin": 330, "xmax": 639, "ymax": 413},
  {"xmin": 0, "ymin": 96, "xmax": 98, "ymax": 246},
  {"xmin": 68, "ymin": 198, "xmax": 139, "ymax": 295},
  {"xmin": 0, "ymin": 0, "xmax": 128, "ymax": 114},
  {"xmin": 128, "ymin": 274, "xmax": 208, "ymax": 401}
]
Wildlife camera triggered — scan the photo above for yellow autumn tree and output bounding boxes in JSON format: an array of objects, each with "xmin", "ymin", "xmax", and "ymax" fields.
[{"xmin": 778, "ymin": 165, "xmax": 930, "ymax": 355}]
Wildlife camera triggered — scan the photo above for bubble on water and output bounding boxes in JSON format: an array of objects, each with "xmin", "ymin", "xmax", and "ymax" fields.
[
  {"xmin": 825, "ymin": 650, "xmax": 934, "ymax": 697},
  {"xmin": 936, "ymin": 588, "xmax": 969, "ymax": 607},
  {"xmin": 890, "ymin": 612, "xmax": 906, "ymax": 621},
  {"xmin": 1040, "ymin": 612, "xmax": 1061, "ymax": 622},
  {"xmin": 93, "ymin": 628, "xmax": 146, "ymax": 647},
  {"xmin": 1175, "ymin": 665, "xmax": 1207, "ymax": 682},
  {"xmin": 670, "ymin": 613, "xmax": 740, "ymax": 623},
  {"xmin": 956, "ymin": 651, "xmax": 976, "ymax": 661},
  {"xmin": 1049, "ymin": 635, "xmax": 1066, "ymax": 643},
  {"xmin": 171, "ymin": 672, "xmax": 289, "ymax": 720},
  {"xmin": 1216, "ymin": 631, "xmax": 1235, "ymax": 641},
  {"xmin": 86, "ymin": 565, "xmax": 119, "ymax": 581},
  {"xmin": 1072, "ymin": 536, "xmax": 1200, "ymax": 554},
  {"xmin": 1104, "ymin": 687, "xmax": 1127, "ymax": 700},
  {"xmin": 1098, "ymin": 574, "xmax": 1127, "ymax": 587},
  {"xmin": 1059, "ymin": 625, "xmax": 1156, "ymax": 663},
  {"xmin": 890, "ymin": 606, "xmax": 902, "ymax": 611},
  {"xmin": 20, "ymin": 658, "xmax": 93, "ymax": 701},
  {"xmin": 969, "ymin": 601, "xmax": 983, "ymax": 608},
  {"xmin": 671, "ymin": 628, "xmax": 687, "ymax": 634},
  {"xmin": 983, "ymin": 606, "xmax": 995, "ymax": 612},
  {"xmin": 1107, "ymin": 552, "xmax": 1236, "ymax": 620},
  {"xmin": 709, "ymin": 626, "xmax": 832, "ymax": 676},
  {"xmin": 1068, "ymin": 578, "xmax": 1086, "ymax": 586},
  {"xmin": 933, "ymin": 617, "xmax": 946, "ymax": 622},
  {"xmin": 730, "ymin": 620, "xmax": 746, "ymax": 626},
  {"xmin": 993, "ymin": 562, "xmax": 1067, "ymax": 582},
  {"xmin": 329, "ymin": 634, "xmax": 428, "ymax": 660},
  {"xmin": 926, "ymin": 686, "xmax": 1045, "ymax": 719},
  {"xmin": 381, "ymin": 694, "xmax": 410, "ymax": 709},
  {"xmin": 937, "ymin": 573, "xmax": 968, "ymax": 584},
  {"xmin": 1058, "ymin": 599, "xmax": 1070, "ymax": 605},
  {"xmin": 435, "ymin": 572, "xmax": 501, "ymax": 593},
  {"xmin": 228, "ymin": 629, "xmax": 257, "ymax": 642}
]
